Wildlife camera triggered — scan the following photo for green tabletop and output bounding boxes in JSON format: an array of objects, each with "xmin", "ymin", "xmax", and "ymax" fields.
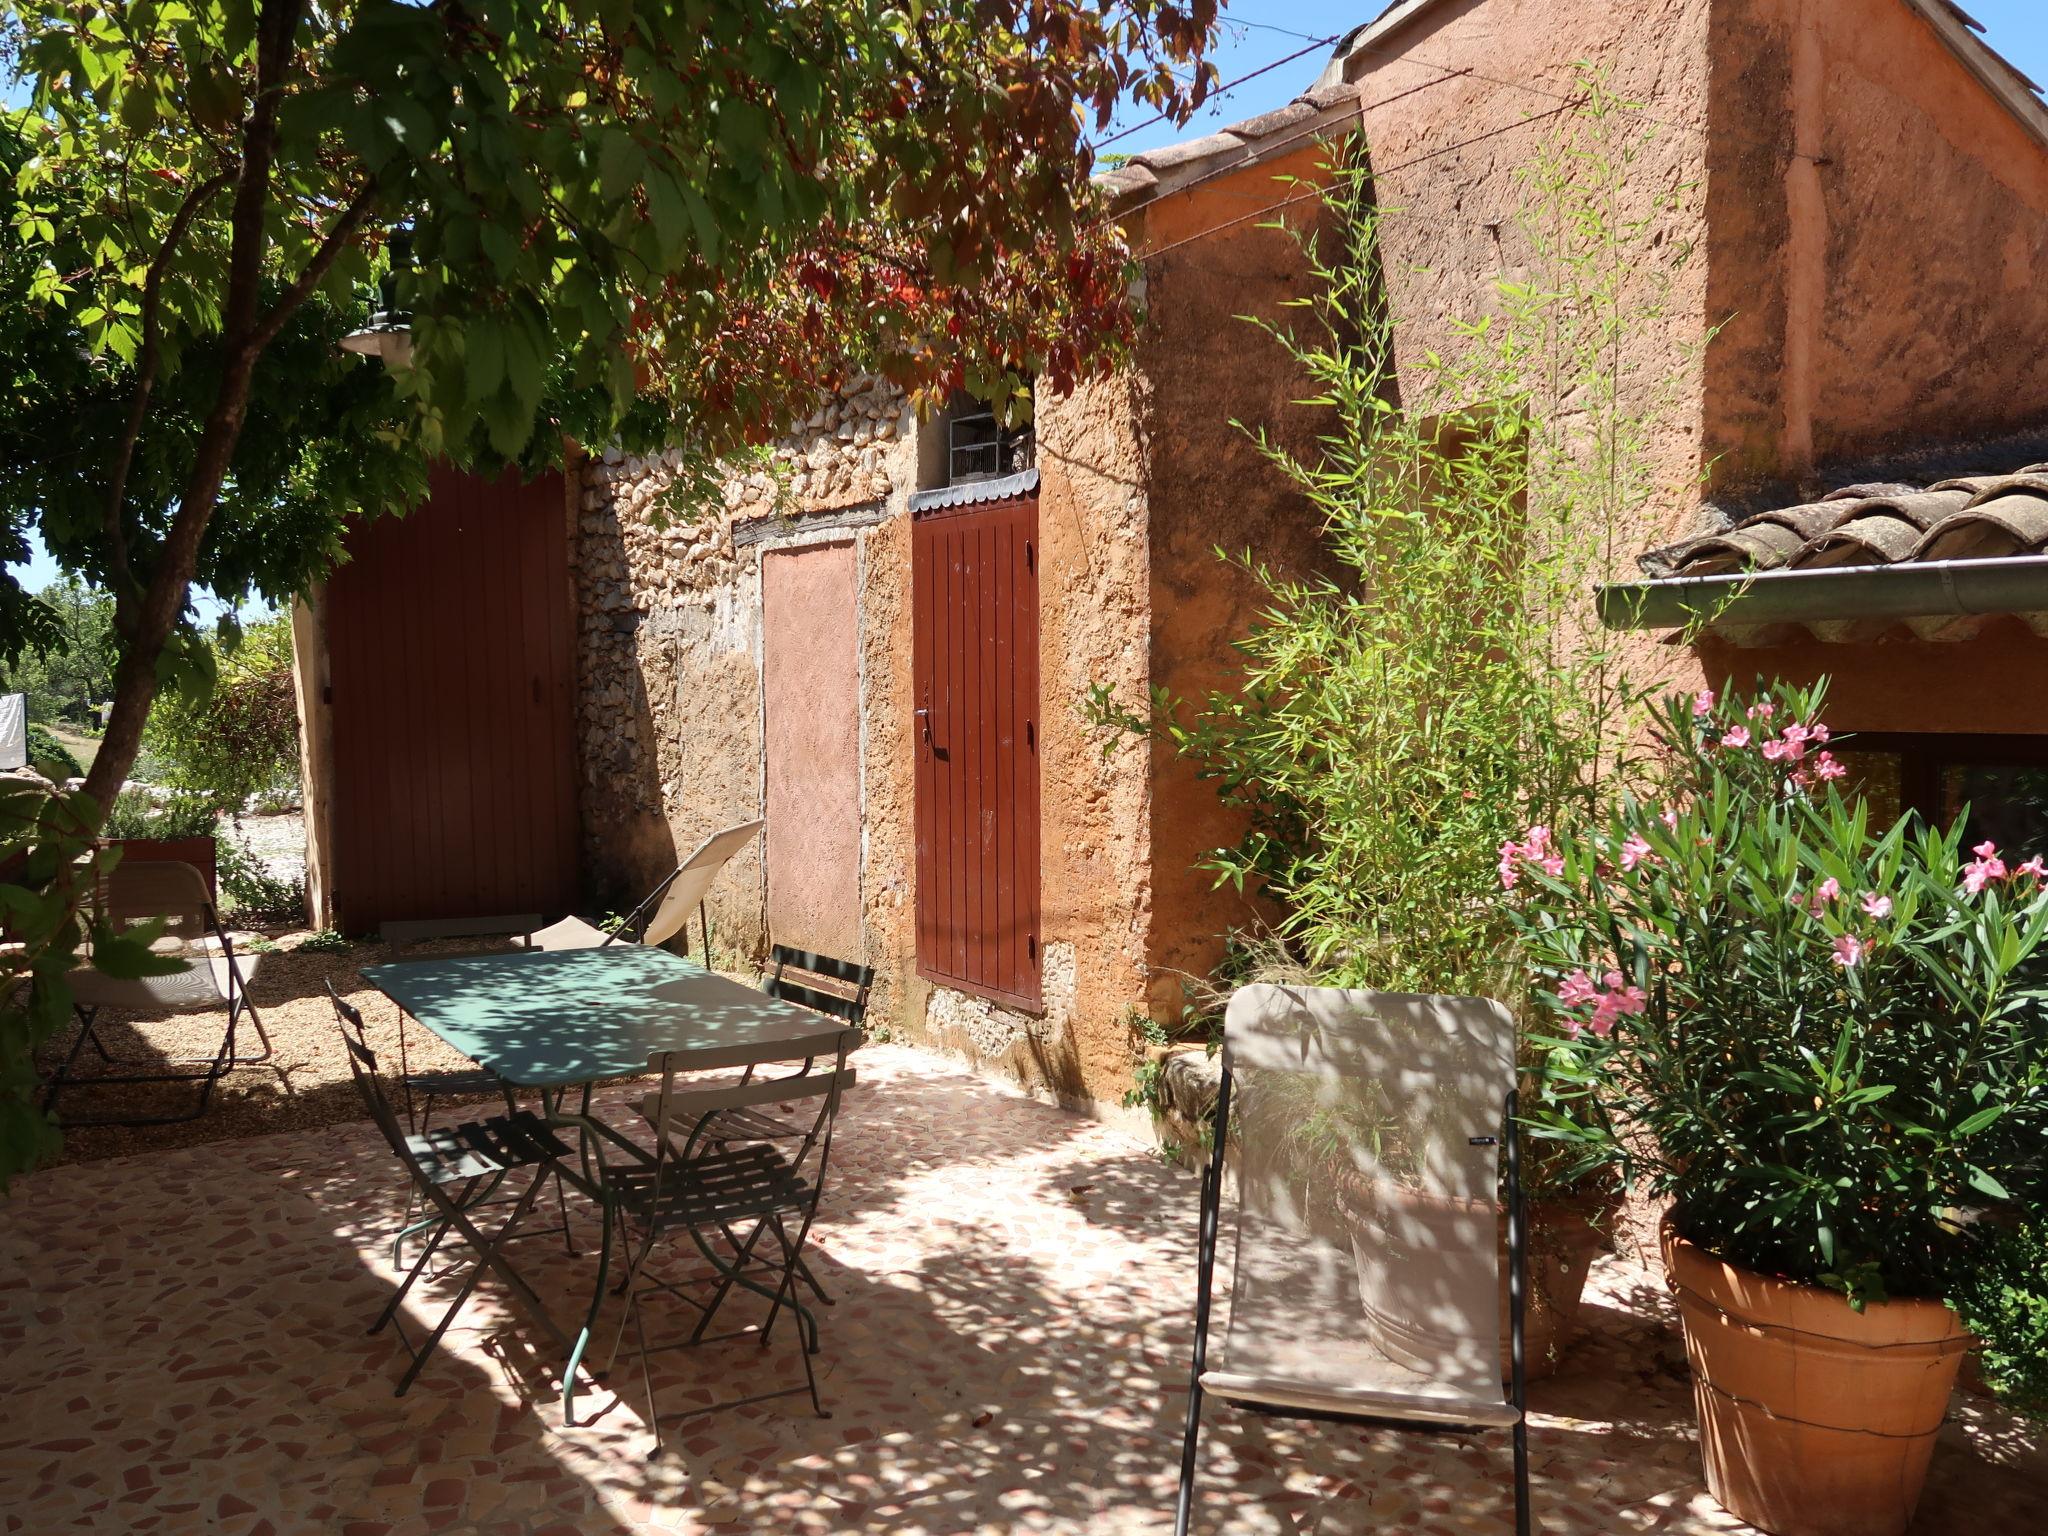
[{"xmin": 361, "ymin": 945, "xmax": 848, "ymax": 1088}]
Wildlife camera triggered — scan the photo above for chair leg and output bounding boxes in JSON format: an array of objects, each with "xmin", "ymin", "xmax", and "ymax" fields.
[
  {"xmin": 1172, "ymin": 1383, "xmax": 1206, "ymax": 1536},
  {"xmin": 1513, "ymin": 1417, "xmax": 1532, "ymax": 1536},
  {"xmin": 393, "ymin": 1167, "xmax": 551, "ymax": 1396}
]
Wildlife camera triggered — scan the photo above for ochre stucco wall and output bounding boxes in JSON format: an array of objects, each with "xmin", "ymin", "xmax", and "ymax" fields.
[
  {"xmin": 1123, "ymin": 137, "xmax": 1341, "ymax": 1018},
  {"xmin": 1702, "ymin": 625, "xmax": 2048, "ymax": 736},
  {"xmin": 1705, "ymin": 0, "xmax": 2048, "ymax": 492}
]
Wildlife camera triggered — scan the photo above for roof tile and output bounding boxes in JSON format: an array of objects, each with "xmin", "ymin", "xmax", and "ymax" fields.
[{"xmin": 1641, "ymin": 459, "xmax": 2048, "ymax": 579}]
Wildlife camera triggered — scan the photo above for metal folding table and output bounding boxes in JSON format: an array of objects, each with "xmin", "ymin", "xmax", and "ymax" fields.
[{"xmin": 361, "ymin": 944, "xmax": 858, "ymax": 1418}]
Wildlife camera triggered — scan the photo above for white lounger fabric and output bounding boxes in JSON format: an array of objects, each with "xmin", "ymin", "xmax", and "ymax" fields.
[
  {"xmin": 525, "ymin": 915, "xmax": 613, "ymax": 952},
  {"xmin": 1205, "ymin": 983, "xmax": 1519, "ymax": 1429}
]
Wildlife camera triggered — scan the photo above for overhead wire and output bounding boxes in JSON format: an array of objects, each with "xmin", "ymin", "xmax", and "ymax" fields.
[
  {"xmin": 1093, "ymin": 33, "xmax": 1342, "ymax": 151},
  {"xmin": 1133, "ymin": 96, "xmax": 1586, "ymax": 264}
]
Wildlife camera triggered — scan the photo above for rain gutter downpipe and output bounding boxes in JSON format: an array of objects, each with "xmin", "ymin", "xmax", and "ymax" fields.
[{"xmin": 1596, "ymin": 553, "xmax": 2048, "ymax": 631}]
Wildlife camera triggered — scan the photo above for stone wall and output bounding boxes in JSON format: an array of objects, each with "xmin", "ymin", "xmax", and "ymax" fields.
[
  {"xmin": 574, "ymin": 353, "xmax": 1180, "ymax": 1114},
  {"xmin": 573, "ymin": 375, "xmax": 914, "ymax": 961}
]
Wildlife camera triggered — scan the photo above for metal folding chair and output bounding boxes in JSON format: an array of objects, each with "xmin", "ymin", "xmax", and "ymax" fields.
[
  {"xmin": 44, "ymin": 858, "xmax": 274, "ymax": 1126},
  {"xmin": 1173, "ymin": 983, "xmax": 1532, "ymax": 1536},
  {"xmin": 330, "ymin": 984, "xmax": 579, "ymax": 1395},
  {"xmin": 525, "ymin": 818, "xmax": 763, "ymax": 956},
  {"xmin": 602, "ymin": 1026, "xmax": 855, "ymax": 1455}
]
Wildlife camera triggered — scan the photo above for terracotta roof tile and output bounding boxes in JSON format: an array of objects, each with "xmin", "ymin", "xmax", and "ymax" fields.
[{"xmin": 1640, "ymin": 458, "xmax": 2048, "ymax": 579}]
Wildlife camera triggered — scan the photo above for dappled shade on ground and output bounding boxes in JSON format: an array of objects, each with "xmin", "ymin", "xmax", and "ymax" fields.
[{"xmin": 3, "ymin": 1045, "xmax": 2042, "ymax": 1534}]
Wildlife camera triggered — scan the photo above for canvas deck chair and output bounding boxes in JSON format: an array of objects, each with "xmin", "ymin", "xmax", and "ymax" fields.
[
  {"xmin": 44, "ymin": 858, "xmax": 274, "ymax": 1127},
  {"xmin": 526, "ymin": 818, "xmax": 763, "ymax": 955},
  {"xmin": 1174, "ymin": 983, "xmax": 1531, "ymax": 1536}
]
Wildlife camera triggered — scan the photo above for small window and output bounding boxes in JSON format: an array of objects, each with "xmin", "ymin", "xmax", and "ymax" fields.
[
  {"xmin": 1831, "ymin": 734, "xmax": 2048, "ymax": 859},
  {"xmin": 947, "ymin": 407, "xmax": 1035, "ymax": 485}
]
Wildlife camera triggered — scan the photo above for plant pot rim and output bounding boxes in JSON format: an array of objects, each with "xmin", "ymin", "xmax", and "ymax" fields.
[{"xmin": 1660, "ymin": 1219, "xmax": 1969, "ymax": 1347}]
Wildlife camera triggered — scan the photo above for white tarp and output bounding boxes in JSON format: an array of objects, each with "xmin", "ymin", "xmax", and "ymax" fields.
[{"xmin": 0, "ymin": 693, "xmax": 26, "ymax": 772}]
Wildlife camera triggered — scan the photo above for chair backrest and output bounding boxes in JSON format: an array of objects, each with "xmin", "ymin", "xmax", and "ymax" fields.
[
  {"xmin": 1214, "ymin": 982, "xmax": 1516, "ymax": 1417},
  {"xmin": 640, "ymin": 1028, "xmax": 857, "ymax": 1200},
  {"xmin": 326, "ymin": 979, "xmax": 414, "ymax": 1161},
  {"xmin": 763, "ymin": 945, "xmax": 874, "ymax": 1028},
  {"xmin": 97, "ymin": 857, "xmax": 216, "ymax": 948},
  {"xmin": 636, "ymin": 819, "xmax": 764, "ymax": 948}
]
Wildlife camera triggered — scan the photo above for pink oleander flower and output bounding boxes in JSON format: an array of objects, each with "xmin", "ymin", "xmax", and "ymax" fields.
[
  {"xmin": 1620, "ymin": 833, "xmax": 1654, "ymax": 872},
  {"xmin": 1538, "ymin": 853, "xmax": 1565, "ymax": 877},
  {"xmin": 1557, "ymin": 970, "xmax": 1598, "ymax": 1007},
  {"xmin": 1721, "ymin": 726, "xmax": 1751, "ymax": 749},
  {"xmin": 1693, "ymin": 689, "xmax": 1716, "ymax": 717},
  {"xmin": 1660, "ymin": 806, "xmax": 1680, "ymax": 830},
  {"xmin": 1748, "ymin": 701, "xmax": 1776, "ymax": 721},
  {"xmin": 1498, "ymin": 840, "xmax": 1521, "ymax": 891},
  {"xmin": 1860, "ymin": 892, "xmax": 1892, "ymax": 918},
  {"xmin": 1588, "ymin": 980, "xmax": 1647, "ymax": 1037},
  {"xmin": 1780, "ymin": 722, "xmax": 1810, "ymax": 747},
  {"xmin": 1808, "ymin": 723, "xmax": 1831, "ymax": 744},
  {"xmin": 1815, "ymin": 877, "xmax": 1841, "ymax": 904},
  {"xmin": 1812, "ymin": 752, "xmax": 1847, "ymax": 782},
  {"xmin": 1964, "ymin": 841, "xmax": 2008, "ymax": 895},
  {"xmin": 2019, "ymin": 857, "xmax": 2048, "ymax": 880},
  {"xmin": 1831, "ymin": 933, "xmax": 1867, "ymax": 969},
  {"xmin": 1761, "ymin": 737, "xmax": 1806, "ymax": 764}
]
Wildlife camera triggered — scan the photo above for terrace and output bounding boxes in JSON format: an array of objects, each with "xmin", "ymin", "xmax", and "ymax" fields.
[{"xmin": 4, "ymin": 966, "xmax": 2042, "ymax": 1535}]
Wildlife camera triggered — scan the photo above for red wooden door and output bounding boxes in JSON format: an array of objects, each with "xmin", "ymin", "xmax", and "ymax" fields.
[
  {"xmin": 324, "ymin": 465, "xmax": 577, "ymax": 930},
  {"xmin": 912, "ymin": 493, "xmax": 1041, "ymax": 1010}
]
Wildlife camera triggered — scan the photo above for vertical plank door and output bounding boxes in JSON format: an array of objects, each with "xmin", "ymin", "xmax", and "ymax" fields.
[
  {"xmin": 911, "ymin": 493, "xmax": 1041, "ymax": 1010},
  {"xmin": 324, "ymin": 465, "xmax": 577, "ymax": 931}
]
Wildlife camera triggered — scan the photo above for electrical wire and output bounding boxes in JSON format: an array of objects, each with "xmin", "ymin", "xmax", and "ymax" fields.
[
  {"xmin": 1094, "ymin": 33, "xmax": 1342, "ymax": 151},
  {"xmin": 1132, "ymin": 97, "xmax": 1585, "ymax": 264}
]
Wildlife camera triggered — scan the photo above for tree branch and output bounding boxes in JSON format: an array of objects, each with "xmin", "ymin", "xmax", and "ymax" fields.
[
  {"xmin": 103, "ymin": 167, "xmax": 237, "ymax": 621},
  {"xmin": 247, "ymin": 177, "xmax": 380, "ymax": 353}
]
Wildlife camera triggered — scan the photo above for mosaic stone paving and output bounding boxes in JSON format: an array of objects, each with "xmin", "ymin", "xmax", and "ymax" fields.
[{"xmin": 2, "ymin": 1043, "xmax": 2041, "ymax": 1535}]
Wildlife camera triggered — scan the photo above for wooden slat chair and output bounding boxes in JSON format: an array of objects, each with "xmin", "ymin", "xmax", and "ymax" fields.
[
  {"xmin": 525, "ymin": 819, "xmax": 764, "ymax": 956},
  {"xmin": 44, "ymin": 859, "xmax": 274, "ymax": 1127},
  {"xmin": 328, "ymin": 982, "xmax": 580, "ymax": 1395},
  {"xmin": 603, "ymin": 1028, "xmax": 856, "ymax": 1454},
  {"xmin": 1173, "ymin": 982, "xmax": 1532, "ymax": 1536}
]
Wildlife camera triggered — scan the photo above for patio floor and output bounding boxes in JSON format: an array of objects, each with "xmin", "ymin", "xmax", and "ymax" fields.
[{"xmin": 2, "ymin": 1042, "xmax": 2041, "ymax": 1535}]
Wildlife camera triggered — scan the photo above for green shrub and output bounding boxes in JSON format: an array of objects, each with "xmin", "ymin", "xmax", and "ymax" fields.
[
  {"xmin": 1947, "ymin": 1218, "xmax": 2048, "ymax": 1419},
  {"xmin": 297, "ymin": 928, "xmax": 350, "ymax": 954},
  {"xmin": 24, "ymin": 724, "xmax": 81, "ymax": 781},
  {"xmin": 141, "ymin": 614, "xmax": 301, "ymax": 812},
  {"xmin": 101, "ymin": 787, "xmax": 219, "ymax": 841},
  {"xmin": 215, "ymin": 834, "xmax": 305, "ymax": 923},
  {"xmin": 1510, "ymin": 682, "xmax": 2048, "ymax": 1304}
]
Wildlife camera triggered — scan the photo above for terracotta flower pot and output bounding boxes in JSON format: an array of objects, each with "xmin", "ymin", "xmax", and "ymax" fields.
[
  {"xmin": 1661, "ymin": 1222, "xmax": 1971, "ymax": 1536},
  {"xmin": 1497, "ymin": 1194, "xmax": 1611, "ymax": 1380}
]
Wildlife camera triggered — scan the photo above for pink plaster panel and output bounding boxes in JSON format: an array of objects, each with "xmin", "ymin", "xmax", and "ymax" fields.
[{"xmin": 763, "ymin": 541, "xmax": 864, "ymax": 961}]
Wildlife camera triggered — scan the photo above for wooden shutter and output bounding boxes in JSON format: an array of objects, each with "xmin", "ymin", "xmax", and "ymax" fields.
[
  {"xmin": 912, "ymin": 493, "xmax": 1041, "ymax": 1010},
  {"xmin": 325, "ymin": 465, "xmax": 577, "ymax": 930}
]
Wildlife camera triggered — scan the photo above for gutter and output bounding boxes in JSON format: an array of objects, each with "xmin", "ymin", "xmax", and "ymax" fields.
[{"xmin": 1597, "ymin": 553, "xmax": 2048, "ymax": 631}]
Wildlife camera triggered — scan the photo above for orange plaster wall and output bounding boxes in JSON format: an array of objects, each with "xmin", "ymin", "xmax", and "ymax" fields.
[
  {"xmin": 1119, "ymin": 138, "xmax": 1341, "ymax": 1016},
  {"xmin": 1705, "ymin": 0, "xmax": 2048, "ymax": 492},
  {"xmin": 1701, "ymin": 625, "xmax": 2048, "ymax": 736}
]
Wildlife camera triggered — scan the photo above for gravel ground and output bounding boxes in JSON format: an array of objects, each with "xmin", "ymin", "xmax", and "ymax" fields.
[
  {"xmin": 220, "ymin": 808, "xmax": 307, "ymax": 885},
  {"xmin": 37, "ymin": 931, "xmax": 557, "ymax": 1167}
]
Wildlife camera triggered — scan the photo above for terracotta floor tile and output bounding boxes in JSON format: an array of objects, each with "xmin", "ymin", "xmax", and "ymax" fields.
[{"xmin": 4, "ymin": 1043, "xmax": 2041, "ymax": 1534}]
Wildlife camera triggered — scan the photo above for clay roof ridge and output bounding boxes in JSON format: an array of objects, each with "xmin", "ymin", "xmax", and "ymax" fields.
[{"xmin": 1096, "ymin": 81, "xmax": 1363, "ymax": 209}]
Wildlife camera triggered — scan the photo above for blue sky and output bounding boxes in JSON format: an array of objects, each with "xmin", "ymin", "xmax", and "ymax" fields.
[{"xmin": 10, "ymin": 0, "xmax": 2048, "ymax": 603}]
